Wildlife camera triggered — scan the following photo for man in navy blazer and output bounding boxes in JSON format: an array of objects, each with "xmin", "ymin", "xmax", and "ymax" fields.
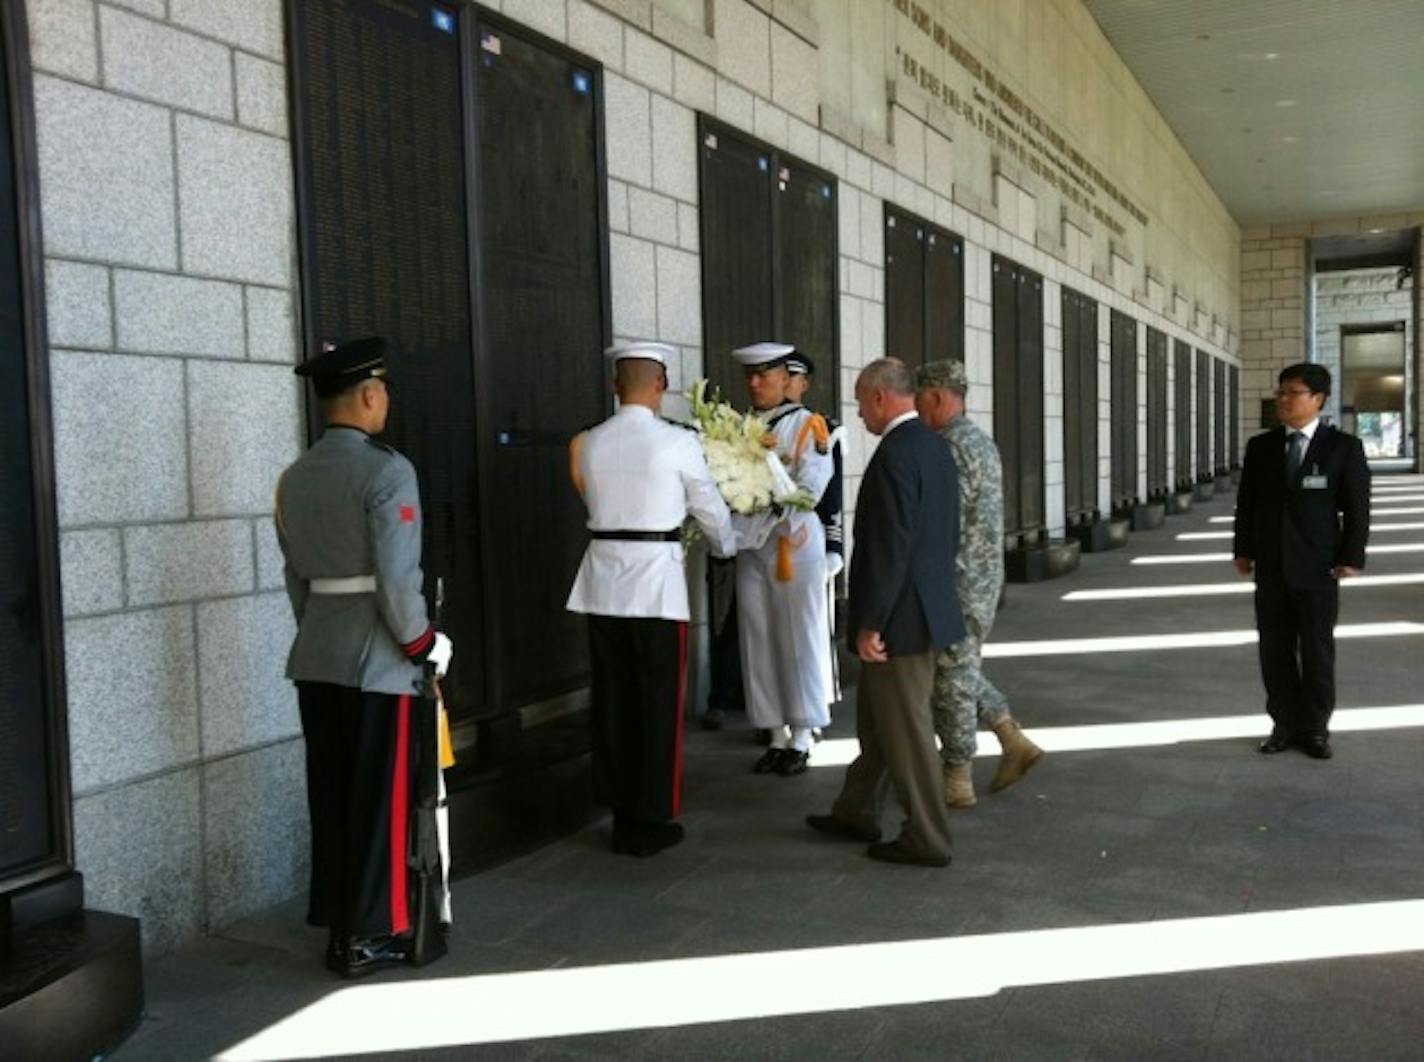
[
  {"xmin": 807, "ymin": 358, "xmax": 964, "ymax": 866},
  {"xmin": 1233, "ymin": 362, "xmax": 1370, "ymax": 760}
]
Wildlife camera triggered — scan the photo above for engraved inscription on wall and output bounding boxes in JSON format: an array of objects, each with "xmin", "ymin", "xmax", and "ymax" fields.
[{"xmin": 890, "ymin": 0, "xmax": 1147, "ymax": 239}]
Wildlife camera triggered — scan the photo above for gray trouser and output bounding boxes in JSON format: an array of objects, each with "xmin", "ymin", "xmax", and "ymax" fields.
[{"xmin": 931, "ymin": 610, "xmax": 1011, "ymax": 766}]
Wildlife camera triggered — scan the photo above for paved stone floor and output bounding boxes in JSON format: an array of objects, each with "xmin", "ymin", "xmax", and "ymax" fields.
[{"xmin": 115, "ymin": 477, "xmax": 1424, "ymax": 1061}]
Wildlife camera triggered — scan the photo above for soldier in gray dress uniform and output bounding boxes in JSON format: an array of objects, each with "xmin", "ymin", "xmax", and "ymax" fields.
[
  {"xmin": 277, "ymin": 336, "xmax": 453, "ymax": 978},
  {"xmin": 915, "ymin": 359, "xmax": 1042, "ymax": 808}
]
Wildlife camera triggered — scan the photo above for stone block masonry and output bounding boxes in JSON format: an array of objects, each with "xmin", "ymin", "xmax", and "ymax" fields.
[{"xmin": 29, "ymin": 0, "xmax": 305, "ymax": 955}]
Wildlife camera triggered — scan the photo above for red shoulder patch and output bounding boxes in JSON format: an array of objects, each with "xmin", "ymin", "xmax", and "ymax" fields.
[{"xmin": 399, "ymin": 504, "xmax": 417, "ymax": 524}]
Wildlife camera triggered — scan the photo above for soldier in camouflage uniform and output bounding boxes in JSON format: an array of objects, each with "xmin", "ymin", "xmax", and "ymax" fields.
[{"xmin": 915, "ymin": 360, "xmax": 1043, "ymax": 808}]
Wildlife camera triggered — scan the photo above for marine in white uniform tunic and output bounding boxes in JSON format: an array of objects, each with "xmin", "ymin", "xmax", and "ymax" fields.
[{"xmin": 567, "ymin": 344, "xmax": 737, "ymax": 844}]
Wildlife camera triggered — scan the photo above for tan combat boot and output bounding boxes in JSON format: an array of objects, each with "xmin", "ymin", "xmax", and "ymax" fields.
[
  {"xmin": 990, "ymin": 718, "xmax": 1043, "ymax": 793},
  {"xmin": 943, "ymin": 762, "xmax": 976, "ymax": 808}
]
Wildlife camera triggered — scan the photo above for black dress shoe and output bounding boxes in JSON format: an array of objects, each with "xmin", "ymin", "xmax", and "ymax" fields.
[
  {"xmin": 866, "ymin": 841, "xmax": 950, "ymax": 868},
  {"xmin": 805, "ymin": 813, "xmax": 880, "ymax": 843},
  {"xmin": 776, "ymin": 749, "xmax": 810, "ymax": 776},
  {"xmin": 752, "ymin": 748, "xmax": 786, "ymax": 774},
  {"xmin": 1301, "ymin": 735, "xmax": 1333, "ymax": 760},
  {"xmin": 324, "ymin": 929, "xmax": 347, "ymax": 973},
  {"xmin": 612, "ymin": 820, "xmax": 685, "ymax": 857},
  {"xmin": 700, "ymin": 708, "xmax": 724, "ymax": 731},
  {"xmin": 340, "ymin": 934, "xmax": 408, "ymax": 979},
  {"xmin": 1257, "ymin": 731, "xmax": 1292, "ymax": 754}
]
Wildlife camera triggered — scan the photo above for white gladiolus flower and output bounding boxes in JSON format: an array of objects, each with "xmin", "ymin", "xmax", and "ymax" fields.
[{"xmin": 686, "ymin": 378, "xmax": 815, "ymax": 516}]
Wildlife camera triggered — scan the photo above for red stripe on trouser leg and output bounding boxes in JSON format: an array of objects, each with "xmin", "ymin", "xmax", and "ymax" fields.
[
  {"xmin": 389, "ymin": 695, "xmax": 411, "ymax": 936},
  {"xmin": 672, "ymin": 621, "xmax": 688, "ymax": 817}
]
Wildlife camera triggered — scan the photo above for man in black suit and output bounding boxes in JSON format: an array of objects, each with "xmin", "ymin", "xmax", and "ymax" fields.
[
  {"xmin": 1234, "ymin": 362, "xmax": 1370, "ymax": 760},
  {"xmin": 807, "ymin": 358, "xmax": 964, "ymax": 866}
]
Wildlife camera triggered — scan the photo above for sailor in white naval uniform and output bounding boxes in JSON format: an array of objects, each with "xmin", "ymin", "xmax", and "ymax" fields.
[
  {"xmin": 731, "ymin": 342, "xmax": 835, "ymax": 775},
  {"xmin": 567, "ymin": 342, "xmax": 738, "ymax": 856}
]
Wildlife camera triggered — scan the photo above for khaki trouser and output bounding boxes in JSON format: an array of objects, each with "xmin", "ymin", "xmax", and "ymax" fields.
[{"xmin": 832, "ymin": 651, "xmax": 952, "ymax": 862}]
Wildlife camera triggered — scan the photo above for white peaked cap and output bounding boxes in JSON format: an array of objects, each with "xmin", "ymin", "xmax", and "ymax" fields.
[
  {"xmin": 731, "ymin": 341, "xmax": 795, "ymax": 366},
  {"xmin": 604, "ymin": 341, "xmax": 675, "ymax": 366}
]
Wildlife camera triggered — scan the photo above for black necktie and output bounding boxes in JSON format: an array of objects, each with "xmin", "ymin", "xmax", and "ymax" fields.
[{"xmin": 1286, "ymin": 431, "xmax": 1305, "ymax": 480}]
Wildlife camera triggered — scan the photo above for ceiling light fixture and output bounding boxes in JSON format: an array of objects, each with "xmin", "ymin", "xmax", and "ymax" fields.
[{"xmin": 1276, "ymin": 99, "xmax": 1297, "ymax": 107}]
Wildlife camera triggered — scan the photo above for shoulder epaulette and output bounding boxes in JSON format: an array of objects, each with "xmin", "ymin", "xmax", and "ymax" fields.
[
  {"xmin": 660, "ymin": 416, "xmax": 697, "ymax": 431},
  {"xmin": 365, "ymin": 437, "xmax": 397, "ymax": 455}
]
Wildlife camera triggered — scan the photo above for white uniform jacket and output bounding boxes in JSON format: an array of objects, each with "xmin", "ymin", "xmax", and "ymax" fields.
[
  {"xmin": 733, "ymin": 403, "xmax": 836, "ymax": 729},
  {"xmin": 566, "ymin": 404, "xmax": 737, "ymax": 621}
]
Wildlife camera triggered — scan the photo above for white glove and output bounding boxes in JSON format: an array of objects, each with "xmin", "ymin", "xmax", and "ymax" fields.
[
  {"xmin": 825, "ymin": 553, "xmax": 844, "ymax": 581},
  {"xmin": 428, "ymin": 631, "xmax": 453, "ymax": 678}
]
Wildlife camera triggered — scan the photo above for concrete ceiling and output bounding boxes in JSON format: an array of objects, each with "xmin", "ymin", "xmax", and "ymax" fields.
[{"xmin": 1079, "ymin": 0, "xmax": 1424, "ymax": 227}]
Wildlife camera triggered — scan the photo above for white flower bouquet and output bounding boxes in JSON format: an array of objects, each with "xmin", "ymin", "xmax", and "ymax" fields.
[{"xmin": 688, "ymin": 378, "xmax": 814, "ymax": 515}]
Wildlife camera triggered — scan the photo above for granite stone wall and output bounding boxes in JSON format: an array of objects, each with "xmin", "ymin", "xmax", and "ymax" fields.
[{"xmin": 29, "ymin": 0, "xmax": 306, "ymax": 956}]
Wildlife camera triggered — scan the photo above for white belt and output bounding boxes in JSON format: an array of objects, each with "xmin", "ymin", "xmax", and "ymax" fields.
[{"xmin": 310, "ymin": 575, "xmax": 377, "ymax": 594}]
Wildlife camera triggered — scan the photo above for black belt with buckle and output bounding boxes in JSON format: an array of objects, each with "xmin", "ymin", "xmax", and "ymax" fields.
[{"xmin": 590, "ymin": 529, "xmax": 681, "ymax": 542}]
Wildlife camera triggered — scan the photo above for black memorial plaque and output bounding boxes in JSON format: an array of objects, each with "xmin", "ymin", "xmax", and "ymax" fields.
[
  {"xmin": 0, "ymin": 0, "xmax": 62, "ymax": 885},
  {"xmin": 1229, "ymin": 364, "xmax": 1241, "ymax": 468},
  {"xmin": 992, "ymin": 255, "xmax": 1044, "ymax": 540},
  {"xmin": 1196, "ymin": 348, "xmax": 1212, "ymax": 481},
  {"xmin": 884, "ymin": 204, "xmax": 964, "ymax": 368},
  {"xmin": 700, "ymin": 123, "xmax": 773, "ymax": 407},
  {"xmin": 1061, "ymin": 287, "xmax": 1098, "ymax": 522},
  {"xmin": 1146, "ymin": 326, "xmax": 1168, "ymax": 497},
  {"xmin": 1109, "ymin": 310, "xmax": 1138, "ymax": 509},
  {"xmin": 1214, "ymin": 357, "xmax": 1228, "ymax": 476},
  {"xmin": 924, "ymin": 223, "xmax": 965, "ymax": 365},
  {"xmin": 291, "ymin": 2, "xmax": 609, "ymax": 719},
  {"xmin": 777, "ymin": 157, "xmax": 838, "ymax": 417},
  {"xmin": 472, "ymin": 18, "xmax": 606, "ymax": 708},
  {"xmin": 1173, "ymin": 339, "xmax": 1192, "ymax": 490},
  {"xmin": 884, "ymin": 209, "xmax": 925, "ymax": 363},
  {"xmin": 292, "ymin": 0, "xmax": 486, "ymax": 714},
  {"xmin": 699, "ymin": 118, "xmax": 838, "ymax": 414}
]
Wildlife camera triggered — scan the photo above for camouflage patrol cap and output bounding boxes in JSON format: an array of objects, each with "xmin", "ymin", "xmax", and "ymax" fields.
[{"xmin": 916, "ymin": 358, "xmax": 968, "ymax": 394}]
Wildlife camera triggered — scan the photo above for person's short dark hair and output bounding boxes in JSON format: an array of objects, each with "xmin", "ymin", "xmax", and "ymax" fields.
[{"xmin": 1279, "ymin": 362, "xmax": 1330, "ymax": 397}]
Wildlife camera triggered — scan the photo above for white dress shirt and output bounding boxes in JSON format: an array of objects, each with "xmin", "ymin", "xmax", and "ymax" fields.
[{"xmin": 884, "ymin": 409, "xmax": 919, "ymax": 436}]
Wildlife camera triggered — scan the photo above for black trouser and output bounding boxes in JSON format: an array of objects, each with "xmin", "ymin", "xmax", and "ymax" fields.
[
  {"xmin": 708, "ymin": 560, "xmax": 745, "ymax": 713},
  {"xmin": 1254, "ymin": 578, "xmax": 1339, "ymax": 740},
  {"xmin": 588, "ymin": 615, "xmax": 688, "ymax": 824},
  {"xmin": 298, "ymin": 682, "xmax": 412, "ymax": 939}
]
